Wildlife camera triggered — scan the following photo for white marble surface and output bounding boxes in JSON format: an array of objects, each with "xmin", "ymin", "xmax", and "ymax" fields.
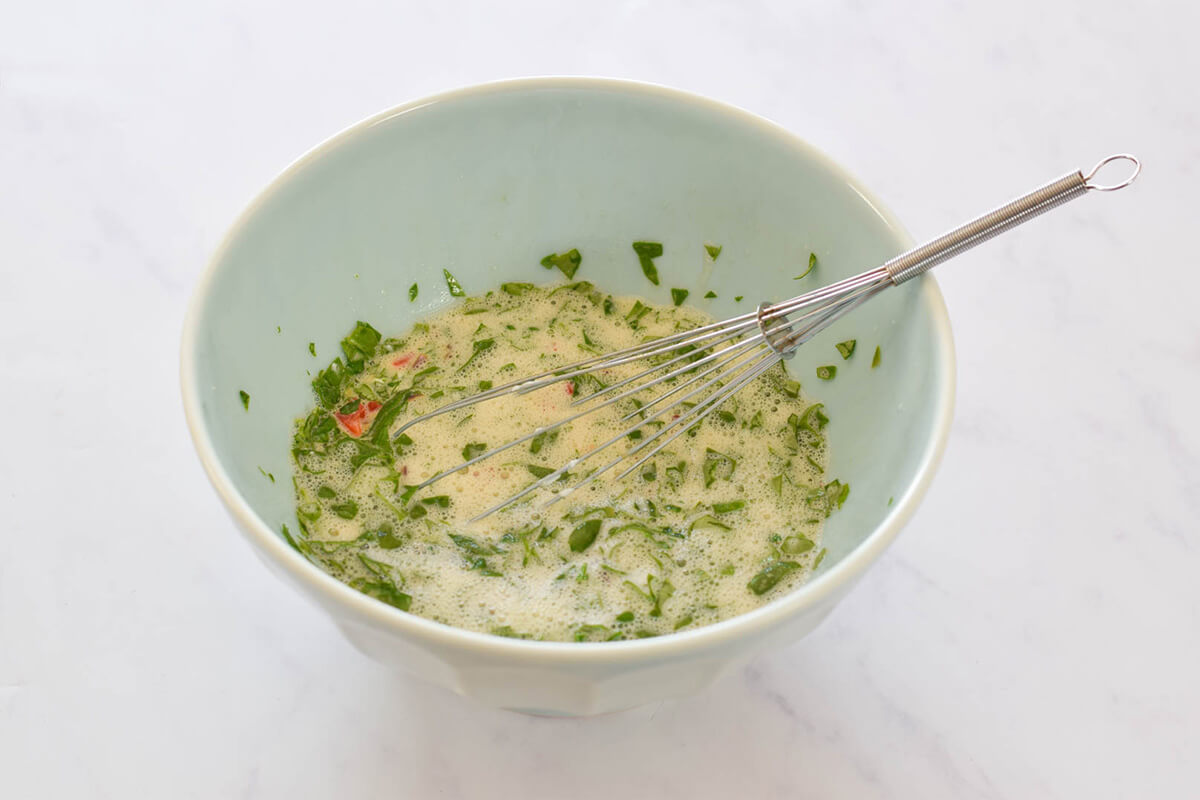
[{"xmin": 2, "ymin": 1, "xmax": 1198, "ymax": 796}]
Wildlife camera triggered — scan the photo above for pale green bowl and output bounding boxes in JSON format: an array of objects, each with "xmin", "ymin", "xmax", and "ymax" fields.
[{"xmin": 181, "ymin": 78, "xmax": 954, "ymax": 715}]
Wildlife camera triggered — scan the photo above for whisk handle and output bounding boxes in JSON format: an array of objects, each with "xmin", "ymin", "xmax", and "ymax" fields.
[{"xmin": 885, "ymin": 154, "xmax": 1140, "ymax": 285}]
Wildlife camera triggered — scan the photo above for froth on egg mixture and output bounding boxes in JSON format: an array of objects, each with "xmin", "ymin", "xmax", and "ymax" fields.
[{"xmin": 288, "ymin": 277, "xmax": 849, "ymax": 642}]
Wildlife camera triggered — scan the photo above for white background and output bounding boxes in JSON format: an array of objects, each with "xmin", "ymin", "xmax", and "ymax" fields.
[{"xmin": 2, "ymin": 1, "xmax": 1197, "ymax": 797}]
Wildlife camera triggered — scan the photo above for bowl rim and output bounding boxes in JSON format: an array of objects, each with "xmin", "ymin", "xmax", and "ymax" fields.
[{"xmin": 181, "ymin": 76, "xmax": 956, "ymax": 663}]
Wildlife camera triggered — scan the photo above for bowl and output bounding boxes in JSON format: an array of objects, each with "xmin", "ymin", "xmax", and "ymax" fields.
[{"xmin": 181, "ymin": 77, "xmax": 954, "ymax": 715}]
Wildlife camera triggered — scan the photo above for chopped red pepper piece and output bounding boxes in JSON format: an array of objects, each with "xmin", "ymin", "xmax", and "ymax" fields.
[
  {"xmin": 333, "ymin": 400, "xmax": 382, "ymax": 437},
  {"xmin": 391, "ymin": 353, "xmax": 428, "ymax": 370}
]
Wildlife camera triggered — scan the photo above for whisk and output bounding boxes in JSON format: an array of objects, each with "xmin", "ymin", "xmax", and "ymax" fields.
[{"xmin": 394, "ymin": 154, "xmax": 1140, "ymax": 521}]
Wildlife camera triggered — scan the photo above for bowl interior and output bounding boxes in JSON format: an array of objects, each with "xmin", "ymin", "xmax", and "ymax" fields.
[{"xmin": 187, "ymin": 80, "xmax": 950, "ymax": 617}]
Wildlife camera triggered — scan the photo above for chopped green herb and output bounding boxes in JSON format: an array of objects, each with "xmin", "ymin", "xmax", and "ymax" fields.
[
  {"xmin": 450, "ymin": 533, "xmax": 503, "ymax": 576},
  {"xmin": 794, "ymin": 252, "xmax": 817, "ymax": 280},
  {"xmin": 705, "ymin": 243, "xmax": 723, "ymax": 261},
  {"xmin": 624, "ymin": 574, "xmax": 674, "ymax": 617},
  {"xmin": 527, "ymin": 464, "xmax": 555, "ymax": 479},
  {"xmin": 443, "ymin": 268, "xmax": 465, "ymax": 297},
  {"xmin": 632, "ymin": 241, "xmax": 663, "ymax": 285},
  {"xmin": 816, "ymin": 365, "xmax": 837, "ymax": 380},
  {"xmin": 704, "ymin": 290, "xmax": 718, "ymax": 299},
  {"xmin": 462, "ymin": 442, "xmax": 487, "ymax": 461},
  {"xmin": 409, "ymin": 283, "xmax": 418, "ymax": 302},
  {"xmin": 341, "ymin": 321, "xmax": 382, "ymax": 368},
  {"xmin": 529, "ymin": 429, "xmax": 558, "ymax": 454},
  {"xmin": 702, "ymin": 448, "xmax": 736, "ymax": 488},
  {"xmin": 373, "ymin": 524, "xmax": 403, "ymax": 550},
  {"xmin": 308, "ymin": 342, "xmax": 316, "ymax": 357},
  {"xmin": 492, "ymin": 625, "xmax": 532, "ymax": 639},
  {"xmin": 579, "ymin": 329, "xmax": 602, "ymax": 354},
  {"xmin": 616, "ymin": 611, "xmax": 635, "ymax": 623},
  {"xmin": 540, "ymin": 248, "xmax": 582, "ymax": 279},
  {"xmin": 280, "ymin": 524, "xmax": 303, "ymax": 554},
  {"xmin": 734, "ymin": 295, "xmax": 744, "ymax": 302},
  {"xmin": 836, "ymin": 339, "xmax": 857, "ymax": 359},
  {"xmin": 421, "ymin": 495, "xmax": 451, "ymax": 508},
  {"xmin": 781, "ymin": 535, "xmax": 815, "ymax": 555},
  {"xmin": 872, "ymin": 345, "xmax": 882, "ymax": 368},
  {"xmin": 356, "ymin": 580, "xmax": 411, "ymax": 611},
  {"xmin": 317, "ymin": 486, "xmax": 336, "ymax": 499},
  {"xmin": 459, "ymin": 338, "xmax": 494, "ymax": 370},
  {"xmin": 799, "ymin": 403, "xmax": 829, "ymax": 433},
  {"xmin": 478, "ymin": 380, "xmax": 493, "ymax": 391},
  {"xmin": 781, "ymin": 379, "xmax": 801, "ymax": 398},
  {"xmin": 257, "ymin": 467, "xmax": 275, "ymax": 483},
  {"xmin": 625, "ymin": 300, "xmax": 652, "ymax": 328},
  {"xmin": 501, "ymin": 282, "xmax": 534, "ymax": 296},
  {"xmin": 747, "ymin": 561, "xmax": 800, "ymax": 595},
  {"xmin": 671, "ymin": 288, "xmax": 689, "ymax": 306},
  {"xmin": 717, "ymin": 410, "xmax": 736, "ymax": 424},
  {"xmin": 689, "ymin": 515, "xmax": 732, "ymax": 533},
  {"xmin": 888, "ymin": 496, "xmax": 894, "ymax": 506},
  {"xmin": 330, "ymin": 500, "xmax": 358, "ymax": 519},
  {"xmin": 712, "ymin": 500, "xmax": 745, "ymax": 513},
  {"xmin": 641, "ymin": 461, "xmax": 657, "ymax": 482},
  {"xmin": 239, "ymin": 390, "xmax": 250, "ymax": 410},
  {"xmin": 569, "ymin": 519, "xmax": 602, "ymax": 552},
  {"xmin": 813, "ymin": 548, "xmax": 828, "ymax": 568}
]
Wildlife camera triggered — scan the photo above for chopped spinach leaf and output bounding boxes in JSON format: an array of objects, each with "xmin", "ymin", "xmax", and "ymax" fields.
[
  {"xmin": 781, "ymin": 535, "xmax": 815, "ymax": 555},
  {"xmin": 340, "ymin": 321, "xmax": 382, "ymax": 367},
  {"xmin": 540, "ymin": 248, "xmax": 582, "ymax": 279},
  {"xmin": 702, "ymin": 447, "xmax": 736, "ymax": 487},
  {"xmin": 331, "ymin": 500, "xmax": 358, "ymax": 519},
  {"xmin": 459, "ymin": 338, "xmax": 494, "ymax": 370},
  {"xmin": 794, "ymin": 252, "xmax": 817, "ymax": 280},
  {"xmin": 747, "ymin": 561, "xmax": 800, "ymax": 595},
  {"xmin": 443, "ymin": 268, "xmax": 465, "ymax": 297},
  {"xmin": 569, "ymin": 519, "xmax": 602, "ymax": 552},
  {"xmin": 355, "ymin": 580, "xmax": 411, "ymax": 610},
  {"xmin": 632, "ymin": 241, "xmax": 663, "ymax": 285}
]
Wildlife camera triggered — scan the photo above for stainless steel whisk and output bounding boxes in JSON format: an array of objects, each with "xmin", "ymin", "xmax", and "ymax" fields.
[{"xmin": 394, "ymin": 154, "xmax": 1140, "ymax": 521}]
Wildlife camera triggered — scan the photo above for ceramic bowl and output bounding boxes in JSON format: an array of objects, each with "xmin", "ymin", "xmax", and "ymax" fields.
[{"xmin": 181, "ymin": 78, "xmax": 954, "ymax": 715}]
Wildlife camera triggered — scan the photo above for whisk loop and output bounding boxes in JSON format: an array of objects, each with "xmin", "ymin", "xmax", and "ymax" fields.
[{"xmin": 394, "ymin": 155, "xmax": 1139, "ymax": 521}]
